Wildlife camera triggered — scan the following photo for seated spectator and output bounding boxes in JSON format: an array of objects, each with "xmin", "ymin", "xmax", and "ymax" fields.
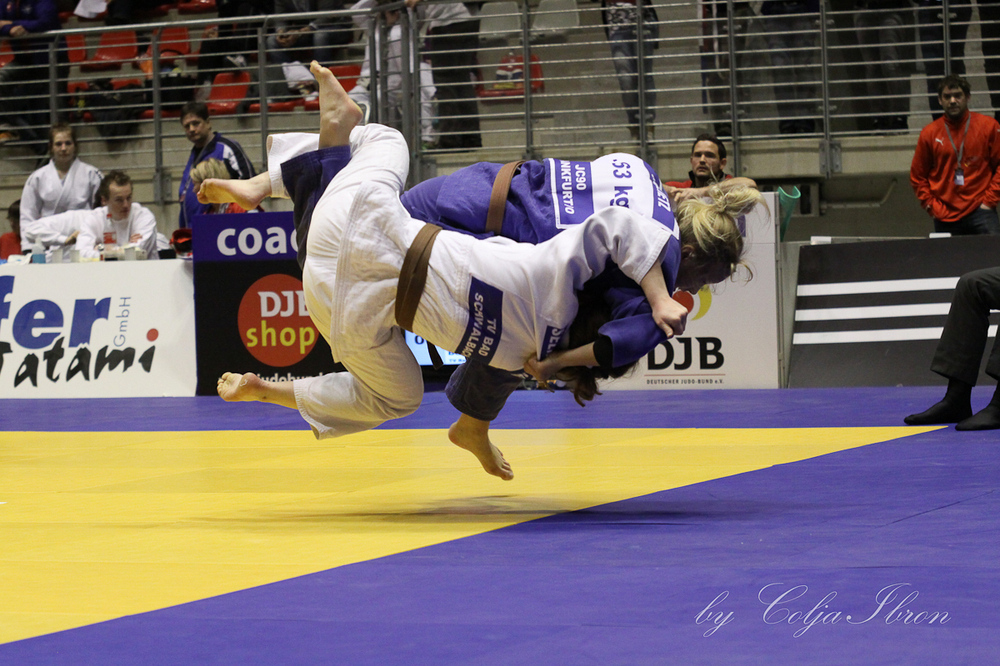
[
  {"xmin": 0, "ymin": 0, "xmax": 67, "ymax": 150},
  {"xmin": 266, "ymin": 0, "xmax": 351, "ymax": 89},
  {"xmin": 216, "ymin": 0, "xmax": 273, "ymax": 61},
  {"xmin": 178, "ymin": 101, "xmax": 256, "ymax": 227},
  {"xmin": 19, "ymin": 123, "xmax": 103, "ymax": 252},
  {"xmin": 189, "ymin": 158, "xmax": 262, "ymax": 213},
  {"xmin": 348, "ymin": 0, "xmax": 436, "ymax": 146},
  {"xmin": 905, "ymin": 267, "xmax": 1000, "ymax": 430},
  {"xmin": 195, "ymin": 24, "xmax": 254, "ymax": 94},
  {"xmin": 74, "ymin": 170, "xmax": 160, "ymax": 260},
  {"xmin": 1, "ymin": 200, "xmax": 21, "ymax": 259},
  {"xmin": 664, "ymin": 134, "xmax": 756, "ymax": 203}
]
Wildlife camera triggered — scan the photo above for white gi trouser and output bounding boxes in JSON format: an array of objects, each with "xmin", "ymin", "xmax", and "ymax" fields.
[
  {"xmin": 276, "ymin": 125, "xmax": 673, "ymax": 439},
  {"xmin": 282, "ymin": 125, "xmax": 424, "ymax": 438}
]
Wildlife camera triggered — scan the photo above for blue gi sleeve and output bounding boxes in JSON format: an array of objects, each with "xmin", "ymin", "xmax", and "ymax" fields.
[
  {"xmin": 593, "ymin": 236, "xmax": 683, "ymax": 368},
  {"xmin": 599, "ymin": 296, "xmax": 667, "ymax": 368}
]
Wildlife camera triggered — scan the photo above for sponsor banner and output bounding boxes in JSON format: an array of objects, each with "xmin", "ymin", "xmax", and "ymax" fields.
[
  {"xmin": 192, "ymin": 212, "xmax": 299, "ymax": 262},
  {"xmin": 0, "ymin": 261, "xmax": 196, "ymax": 398},
  {"xmin": 788, "ymin": 235, "xmax": 1000, "ymax": 387},
  {"xmin": 604, "ymin": 194, "xmax": 780, "ymax": 390},
  {"xmin": 191, "ymin": 212, "xmax": 339, "ymax": 395}
]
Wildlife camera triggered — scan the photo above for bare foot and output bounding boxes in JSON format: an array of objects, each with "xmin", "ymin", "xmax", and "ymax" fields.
[
  {"xmin": 198, "ymin": 172, "xmax": 271, "ymax": 210},
  {"xmin": 217, "ymin": 372, "xmax": 267, "ymax": 402},
  {"xmin": 310, "ymin": 60, "xmax": 363, "ymax": 148},
  {"xmin": 448, "ymin": 415, "xmax": 514, "ymax": 481}
]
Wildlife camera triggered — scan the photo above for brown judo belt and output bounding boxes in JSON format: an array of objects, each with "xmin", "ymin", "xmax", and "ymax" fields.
[
  {"xmin": 485, "ymin": 160, "xmax": 525, "ymax": 235},
  {"xmin": 394, "ymin": 162, "xmax": 523, "ymax": 367},
  {"xmin": 395, "ymin": 223, "xmax": 444, "ymax": 368}
]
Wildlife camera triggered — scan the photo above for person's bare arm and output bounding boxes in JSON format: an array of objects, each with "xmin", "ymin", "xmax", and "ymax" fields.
[
  {"xmin": 640, "ymin": 264, "xmax": 688, "ymax": 337},
  {"xmin": 524, "ymin": 343, "xmax": 598, "ymax": 384}
]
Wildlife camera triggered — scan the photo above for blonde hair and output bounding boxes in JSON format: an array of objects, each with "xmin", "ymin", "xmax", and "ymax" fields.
[
  {"xmin": 675, "ymin": 184, "xmax": 766, "ymax": 276},
  {"xmin": 190, "ymin": 158, "xmax": 231, "ymax": 188}
]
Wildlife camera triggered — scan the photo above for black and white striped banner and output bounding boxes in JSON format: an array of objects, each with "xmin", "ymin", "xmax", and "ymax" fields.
[{"xmin": 788, "ymin": 237, "xmax": 1000, "ymax": 387}]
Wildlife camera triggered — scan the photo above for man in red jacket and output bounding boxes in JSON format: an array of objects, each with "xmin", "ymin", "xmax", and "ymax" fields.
[{"xmin": 910, "ymin": 75, "xmax": 1000, "ymax": 235}]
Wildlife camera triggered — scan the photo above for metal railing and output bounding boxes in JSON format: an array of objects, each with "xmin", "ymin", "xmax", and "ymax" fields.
[{"xmin": 0, "ymin": 0, "xmax": 996, "ymax": 198}]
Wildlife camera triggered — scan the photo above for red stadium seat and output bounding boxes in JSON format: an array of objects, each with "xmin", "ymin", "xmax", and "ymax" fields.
[
  {"xmin": 65, "ymin": 34, "xmax": 89, "ymax": 65},
  {"xmin": 139, "ymin": 108, "xmax": 183, "ymax": 120},
  {"xmin": 248, "ymin": 99, "xmax": 302, "ymax": 113},
  {"xmin": 206, "ymin": 71, "xmax": 251, "ymax": 114},
  {"xmin": 178, "ymin": 0, "xmax": 216, "ymax": 14},
  {"xmin": 81, "ymin": 30, "xmax": 138, "ymax": 72},
  {"xmin": 0, "ymin": 40, "xmax": 13, "ymax": 69},
  {"xmin": 303, "ymin": 64, "xmax": 360, "ymax": 111},
  {"xmin": 140, "ymin": 26, "xmax": 192, "ymax": 67},
  {"xmin": 137, "ymin": 2, "xmax": 175, "ymax": 18}
]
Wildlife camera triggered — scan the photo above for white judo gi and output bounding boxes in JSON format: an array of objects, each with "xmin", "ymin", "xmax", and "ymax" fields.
[
  {"xmin": 19, "ymin": 159, "xmax": 103, "ymax": 251},
  {"xmin": 74, "ymin": 203, "xmax": 160, "ymax": 260},
  {"xmin": 274, "ymin": 124, "xmax": 674, "ymax": 439}
]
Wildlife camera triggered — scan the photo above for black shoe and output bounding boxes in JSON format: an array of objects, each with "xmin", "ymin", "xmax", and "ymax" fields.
[
  {"xmin": 904, "ymin": 399, "xmax": 973, "ymax": 425},
  {"xmin": 955, "ymin": 404, "xmax": 1000, "ymax": 431}
]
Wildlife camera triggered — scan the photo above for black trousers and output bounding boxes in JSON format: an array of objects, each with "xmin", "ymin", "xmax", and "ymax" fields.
[
  {"xmin": 931, "ymin": 266, "xmax": 1000, "ymax": 385},
  {"xmin": 426, "ymin": 19, "xmax": 481, "ymax": 148}
]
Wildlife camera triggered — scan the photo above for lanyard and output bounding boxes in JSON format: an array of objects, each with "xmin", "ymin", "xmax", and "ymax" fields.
[{"xmin": 944, "ymin": 114, "xmax": 971, "ymax": 168}]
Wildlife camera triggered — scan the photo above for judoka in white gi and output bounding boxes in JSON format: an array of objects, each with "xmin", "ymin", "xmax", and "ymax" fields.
[
  {"xmin": 210, "ymin": 63, "xmax": 760, "ymax": 481},
  {"xmin": 26, "ymin": 171, "xmax": 160, "ymax": 262},
  {"xmin": 19, "ymin": 123, "xmax": 103, "ymax": 252},
  {"xmin": 75, "ymin": 171, "xmax": 160, "ymax": 261}
]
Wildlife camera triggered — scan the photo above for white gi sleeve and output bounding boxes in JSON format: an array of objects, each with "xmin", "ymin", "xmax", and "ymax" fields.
[
  {"xmin": 33, "ymin": 209, "xmax": 88, "ymax": 248},
  {"xmin": 75, "ymin": 210, "xmax": 106, "ymax": 259},
  {"xmin": 130, "ymin": 204, "xmax": 161, "ymax": 260},
  {"xmin": 540, "ymin": 205, "xmax": 673, "ymax": 295},
  {"xmin": 267, "ymin": 125, "xmax": 407, "ymax": 200},
  {"xmin": 267, "ymin": 133, "xmax": 320, "ymax": 199}
]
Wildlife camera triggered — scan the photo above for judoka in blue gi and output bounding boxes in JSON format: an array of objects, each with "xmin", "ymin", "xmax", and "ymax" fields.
[{"xmin": 207, "ymin": 62, "xmax": 764, "ymax": 481}]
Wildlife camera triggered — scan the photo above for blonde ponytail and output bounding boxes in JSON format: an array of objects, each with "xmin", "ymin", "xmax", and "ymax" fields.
[{"xmin": 675, "ymin": 184, "xmax": 766, "ymax": 275}]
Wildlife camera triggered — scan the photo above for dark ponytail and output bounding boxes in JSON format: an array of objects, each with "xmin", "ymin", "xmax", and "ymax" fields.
[{"xmin": 556, "ymin": 285, "xmax": 637, "ymax": 407}]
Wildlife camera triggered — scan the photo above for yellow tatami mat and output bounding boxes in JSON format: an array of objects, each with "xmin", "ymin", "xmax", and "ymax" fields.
[{"xmin": 0, "ymin": 425, "xmax": 934, "ymax": 643}]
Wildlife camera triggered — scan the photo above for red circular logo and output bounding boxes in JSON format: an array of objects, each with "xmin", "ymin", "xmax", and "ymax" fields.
[
  {"xmin": 237, "ymin": 274, "xmax": 319, "ymax": 367},
  {"xmin": 673, "ymin": 291, "xmax": 695, "ymax": 313}
]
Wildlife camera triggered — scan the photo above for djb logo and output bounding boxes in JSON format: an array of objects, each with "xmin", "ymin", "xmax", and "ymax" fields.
[{"xmin": 237, "ymin": 274, "xmax": 318, "ymax": 367}]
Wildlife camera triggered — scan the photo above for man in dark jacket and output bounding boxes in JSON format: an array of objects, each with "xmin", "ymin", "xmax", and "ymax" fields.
[{"xmin": 0, "ymin": 0, "xmax": 65, "ymax": 148}]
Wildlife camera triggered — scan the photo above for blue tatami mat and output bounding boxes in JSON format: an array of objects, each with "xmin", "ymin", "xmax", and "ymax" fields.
[{"xmin": 0, "ymin": 385, "xmax": 985, "ymax": 431}]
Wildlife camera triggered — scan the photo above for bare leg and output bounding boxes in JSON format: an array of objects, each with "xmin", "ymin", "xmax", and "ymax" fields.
[
  {"xmin": 217, "ymin": 372, "xmax": 298, "ymax": 410},
  {"xmin": 198, "ymin": 172, "xmax": 271, "ymax": 211},
  {"xmin": 197, "ymin": 60, "xmax": 361, "ymax": 209},
  {"xmin": 448, "ymin": 414, "xmax": 514, "ymax": 481},
  {"xmin": 310, "ymin": 60, "xmax": 363, "ymax": 149}
]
